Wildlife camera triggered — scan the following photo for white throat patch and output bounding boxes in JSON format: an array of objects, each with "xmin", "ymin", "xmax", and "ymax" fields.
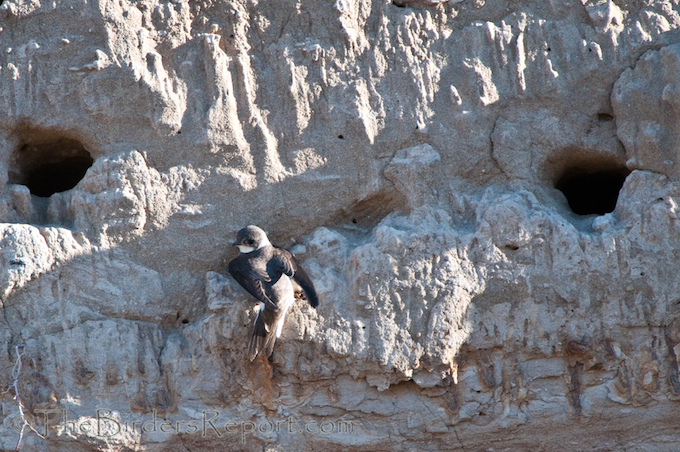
[{"xmin": 237, "ymin": 234, "xmax": 271, "ymax": 254}]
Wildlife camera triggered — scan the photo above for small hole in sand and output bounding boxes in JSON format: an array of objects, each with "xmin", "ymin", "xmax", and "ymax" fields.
[
  {"xmin": 555, "ymin": 166, "xmax": 630, "ymax": 215},
  {"xmin": 597, "ymin": 113, "xmax": 614, "ymax": 123},
  {"xmin": 9, "ymin": 135, "xmax": 93, "ymax": 197}
]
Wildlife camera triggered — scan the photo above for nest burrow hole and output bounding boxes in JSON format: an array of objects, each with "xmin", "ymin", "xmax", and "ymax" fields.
[
  {"xmin": 555, "ymin": 165, "xmax": 630, "ymax": 215},
  {"xmin": 8, "ymin": 135, "xmax": 93, "ymax": 197}
]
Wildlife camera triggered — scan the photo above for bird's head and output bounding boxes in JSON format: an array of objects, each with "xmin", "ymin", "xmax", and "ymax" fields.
[{"xmin": 233, "ymin": 225, "xmax": 271, "ymax": 253}]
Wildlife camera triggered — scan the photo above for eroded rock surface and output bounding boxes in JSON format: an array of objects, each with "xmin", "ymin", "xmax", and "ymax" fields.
[{"xmin": 1, "ymin": 0, "xmax": 680, "ymax": 451}]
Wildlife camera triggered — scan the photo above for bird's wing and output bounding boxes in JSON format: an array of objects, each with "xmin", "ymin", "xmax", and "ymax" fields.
[
  {"xmin": 274, "ymin": 248, "xmax": 319, "ymax": 308},
  {"xmin": 270, "ymin": 248, "xmax": 295, "ymax": 277},
  {"xmin": 228, "ymin": 257, "xmax": 278, "ymax": 310}
]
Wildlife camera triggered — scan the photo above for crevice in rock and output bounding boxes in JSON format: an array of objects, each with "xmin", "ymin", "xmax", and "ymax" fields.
[
  {"xmin": 335, "ymin": 188, "xmax": 408, "ymax": 232},
  {"xmin": 597, "ymin": 112, "xmax": 614, "ymax": 123},
  {"xmin": 566, "ymin": 363, "xmax": 583, "ymax": 415}
]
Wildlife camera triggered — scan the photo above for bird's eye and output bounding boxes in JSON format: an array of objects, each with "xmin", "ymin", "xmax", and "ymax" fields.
[{"xmin": 246, "ymin": 240, "xmax": 254, "ymax": 245}]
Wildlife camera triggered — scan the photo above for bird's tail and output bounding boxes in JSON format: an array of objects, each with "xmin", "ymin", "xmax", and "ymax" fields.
[{"xmin": 248, "ymin": 310, "xmax": 277, "ymax": 361}]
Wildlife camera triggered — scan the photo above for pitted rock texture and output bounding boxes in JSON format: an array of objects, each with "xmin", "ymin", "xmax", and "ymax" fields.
[{"xmin": 1, "ymin": 0, "xmax": 680, "ymax": 451}]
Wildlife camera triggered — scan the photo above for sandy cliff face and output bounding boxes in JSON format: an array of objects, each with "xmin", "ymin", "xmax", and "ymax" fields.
[{"xmin": 0, "ymin": 0, "xmax": 679, "ymax": 450}]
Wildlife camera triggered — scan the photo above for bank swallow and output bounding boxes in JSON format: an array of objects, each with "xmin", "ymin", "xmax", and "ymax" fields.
[{"xmin": 227, "ymin": 225, "xmax": 319, "ymax": 360}]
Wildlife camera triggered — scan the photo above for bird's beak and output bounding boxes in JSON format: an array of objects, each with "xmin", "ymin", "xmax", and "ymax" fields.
[{"xmin": 232, "ymin": 241, "xmax": 239, "ymax": 246}]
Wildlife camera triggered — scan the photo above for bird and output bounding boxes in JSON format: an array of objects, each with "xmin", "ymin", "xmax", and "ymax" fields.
[{"xmin": 227, "ymin": 225, "xmax": 319, "ymax": 361}]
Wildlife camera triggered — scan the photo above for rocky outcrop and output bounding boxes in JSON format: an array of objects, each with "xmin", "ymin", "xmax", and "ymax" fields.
[{"xmin": 1, "ymin": 0, "xmax": 680, "ymax": 450}]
